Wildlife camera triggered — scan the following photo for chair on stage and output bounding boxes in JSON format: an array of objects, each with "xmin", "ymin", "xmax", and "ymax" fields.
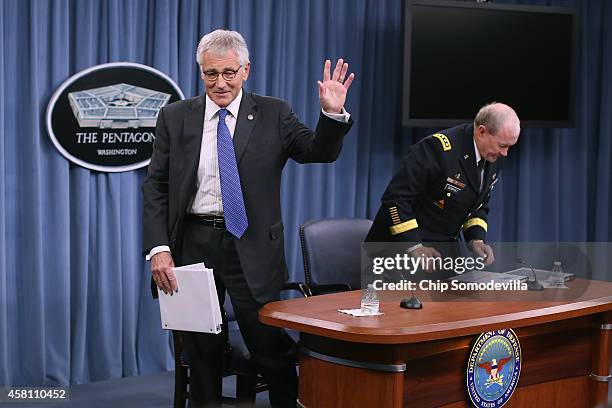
[{"xmin": 299, "ymin": 218, "xmax": 373, "ymax": 295}]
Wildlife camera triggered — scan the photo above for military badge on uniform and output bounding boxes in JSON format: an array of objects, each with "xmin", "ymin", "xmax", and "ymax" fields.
[
  {"xmin": 446, "ymin": 177, "xmax": 466, "ymax": 189},
  {"xmin": 444, "ymin": 183, "xmax": 461, "ymax": 195},
  {"xmin": 467, "ymin": 328, "xmax": 521, "ymax": 408},
  {"xmin": 433, "ymin": 133, "xmax": 452, "ymax": 151},
  {"xmin": 433, "ymin": 199, "xmax": 445, "ymax": 209},
  {"xmin": 389, "ymin": 206, "xmax": 401, "ymax": 225}
]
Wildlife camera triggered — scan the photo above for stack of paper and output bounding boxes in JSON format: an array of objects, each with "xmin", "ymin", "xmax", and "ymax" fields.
[
  {"xmin": 338, "ymin": 308, "xmax": 384, "ymax": 317},
  {"xmin": 447, "ymin": 270, "xmax": 527, "ymax": 283},
  {"xmin": 157, "ymin": 263, "xmax": 222, "ymax": 334}
]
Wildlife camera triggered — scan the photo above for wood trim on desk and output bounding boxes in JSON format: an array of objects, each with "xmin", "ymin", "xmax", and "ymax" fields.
[
  {"xmin": 439, "ymin": 376, "xmax": 590, "ymax": 408},
  {"xmin": 298, "ymin": 315, "xmax": 597, "ymax": 407},
  {"xmin": 260, "ymin": 280, "xmax": 612, "ymax": 344},
  {"xmin": 261, "ymin": 280, "xmax": 612, "ymax": 407},
  {"xmin": 301, "ymin": 346, "xmax": 406, "ymax": 372},
  {"xmin": 590, "ymin": 311, "xmax": 612, "ymax": 407},
  {"xmin": 298, "ymin": 355, "xmax": 404, "ymax": 408}
]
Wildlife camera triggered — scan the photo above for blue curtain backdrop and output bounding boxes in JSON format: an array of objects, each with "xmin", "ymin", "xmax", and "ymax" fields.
[{"xmin": 0, "ymin": 0, "xmax": 610, "ymax": 386}]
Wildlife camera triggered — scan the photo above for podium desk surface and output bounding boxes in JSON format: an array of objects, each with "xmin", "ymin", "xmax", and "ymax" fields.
[{"xmin": 260, "ymin": 279, "xmax": 612, "ymax": 344}]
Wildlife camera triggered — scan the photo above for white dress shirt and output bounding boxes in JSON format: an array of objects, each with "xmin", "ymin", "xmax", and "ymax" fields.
[{"xmin": 188, "ymin": 91, "xmax": 243, "ymax": 216}]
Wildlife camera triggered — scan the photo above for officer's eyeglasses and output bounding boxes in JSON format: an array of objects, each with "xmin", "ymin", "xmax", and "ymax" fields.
[{"xmin": 201, "ymin": 66, "xmax": 243, "ymax": 82}]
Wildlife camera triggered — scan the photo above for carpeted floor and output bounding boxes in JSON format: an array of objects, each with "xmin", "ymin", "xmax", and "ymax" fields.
[
  {"xmin": 0, "ymin": 370, "xmax": 270, "ymax": 408},
  {"xmin": 2, "ymin": 370, "xmax": 611, "ymax": 407}
]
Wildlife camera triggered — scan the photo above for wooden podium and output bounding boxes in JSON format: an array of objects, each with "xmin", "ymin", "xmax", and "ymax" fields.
[{"xmin": 260, "ymin": 279, "xmax": 612, "ymax": 407}]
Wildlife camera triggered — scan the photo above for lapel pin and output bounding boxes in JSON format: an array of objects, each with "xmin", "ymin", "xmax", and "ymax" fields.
[
  {"xmin": 464, "ymin": 154, "xmax": 470, "ymax": 160},
  {"xmin": 454, "ymin": 173, "xmax": 461, "ymax": 179},
  {"xmin": 247, "ymin": 114, "xmax": 254, "ymax": 121}
]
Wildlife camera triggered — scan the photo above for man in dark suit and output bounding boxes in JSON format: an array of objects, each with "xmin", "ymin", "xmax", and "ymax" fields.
[
  {"xmin": 142, "ymin": 29, "xmax": 354, "ymax": 407},
  {"xmin": 366, "ymin": 103, "xmax": 520, "ymax": 271}
]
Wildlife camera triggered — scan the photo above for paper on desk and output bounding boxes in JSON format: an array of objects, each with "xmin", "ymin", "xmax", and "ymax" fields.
[
  {"xmin": 157, "ymin": 262, "xmax": 222, "ymax": 334},
  {"xmin": 338, "ymin": 308, "xmax": 384, "ymax": 317},
  {"xmin": 448, "ymin": 270, "xmax": 527, "ymax": 283},
  {"xmin": 505, "ymin": 267, "xmax": 574, "ymax": 283}
]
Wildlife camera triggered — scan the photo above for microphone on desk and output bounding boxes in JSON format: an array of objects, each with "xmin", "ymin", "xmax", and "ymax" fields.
[
  {"xmin": 516, "ymin": 258, "xmax": 544, "ymax": 291},
  {"xmin": 396, "ymin": 268, "xmax": 423, "ymax": 309},
  {"xmin": 400, "ymin": 288, "xmax": 423, "ymax": 309}
]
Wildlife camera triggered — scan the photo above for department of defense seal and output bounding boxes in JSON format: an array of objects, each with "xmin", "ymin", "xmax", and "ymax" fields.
[{"xmin": 466, "ymin": 328, "xmax": 521, "ymax": 407}]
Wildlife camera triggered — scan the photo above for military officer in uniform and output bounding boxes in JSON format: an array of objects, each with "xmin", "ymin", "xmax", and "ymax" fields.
[{"xmin": 365, "ymin": 102, "xmax": 520, "ymax": 270}]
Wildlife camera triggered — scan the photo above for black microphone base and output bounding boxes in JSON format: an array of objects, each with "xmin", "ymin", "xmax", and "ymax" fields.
[
  {"xmin": 527, "ymin": 280, "xmax": 544, "ymax": 291},
  {"xmin": 400, "ymin": 297, "xmax": 423, "ymax": 309}
]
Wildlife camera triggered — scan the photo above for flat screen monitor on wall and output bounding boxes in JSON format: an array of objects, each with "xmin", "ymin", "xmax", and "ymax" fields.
[{"xmin": 403, "ymin": 0, "xmax": 577, "ymax": 127}]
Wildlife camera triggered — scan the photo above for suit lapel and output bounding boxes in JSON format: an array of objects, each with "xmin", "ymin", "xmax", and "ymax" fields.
[
  {"xmin": 182, "ymin": 96, "xmax": 206, "ymax": 203},
  {"xmin": 479, "ymin": 160, "xmax": 500, "ymax": 199},
  {"xmin": 177, "ymin": 92, "xmax": 255, "ymax": 208},
  {"xmin": 458, "ymin": 124, "xmax": 480, "ymax": 192},
  {"xmin": 233, "ymin": 92, "xmax": 258, "ymax": 164}
]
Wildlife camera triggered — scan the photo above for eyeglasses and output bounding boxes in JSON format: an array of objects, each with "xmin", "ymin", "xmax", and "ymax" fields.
[{"xmin": 201, "ymin": 66, "xmax": 243, "ymax": 82}]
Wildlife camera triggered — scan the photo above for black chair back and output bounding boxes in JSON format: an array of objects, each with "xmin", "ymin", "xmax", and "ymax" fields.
[{"xmin": 300, "ymin": 218, "xmax": 372, "ymax": 294}]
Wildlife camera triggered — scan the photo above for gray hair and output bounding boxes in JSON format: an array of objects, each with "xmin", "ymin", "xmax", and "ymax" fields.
[
  {"xmin": 196, "ymin": 29, "xmax": 250, "ymax": 66},
  {"xmin": 474, "ymin": 102, "xmax": 519, "ymax": 135}
]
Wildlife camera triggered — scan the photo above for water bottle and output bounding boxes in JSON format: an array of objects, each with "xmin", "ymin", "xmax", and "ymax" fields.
[
  {"xmin": 361, "ymin": 284, "xmax": 380, "ymax": 315},
  {"xmin": 548, "ymin": 261, "xmax": 566, "ymax": 288}
]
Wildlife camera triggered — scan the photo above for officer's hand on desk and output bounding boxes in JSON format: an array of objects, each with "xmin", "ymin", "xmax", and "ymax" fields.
[
  {"xmin": 470, "ymin": 240, "xmax": 495, "ymax": 266},
  {"xmin": 408, "ymin": 245, "xmax": 442, "ymax": 273},
  {"xmin": 151, "ymin": 251, "xmax": 178, "ymax": 295}
]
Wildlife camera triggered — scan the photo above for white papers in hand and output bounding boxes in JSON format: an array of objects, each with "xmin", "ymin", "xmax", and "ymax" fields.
[{"xmin": 157, "ymin": 262, "xmax": 222, "ymax": 334}]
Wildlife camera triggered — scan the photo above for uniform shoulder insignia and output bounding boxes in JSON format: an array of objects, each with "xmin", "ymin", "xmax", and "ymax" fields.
[{"xmin": 432, "ymin": 133, "xmax": 451, "ymax": 151}]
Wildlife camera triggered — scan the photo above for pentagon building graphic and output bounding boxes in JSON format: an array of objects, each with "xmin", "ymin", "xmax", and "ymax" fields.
[{"xmin": 68, "ymin": 83, "xmax": 171, "ymax": 129}]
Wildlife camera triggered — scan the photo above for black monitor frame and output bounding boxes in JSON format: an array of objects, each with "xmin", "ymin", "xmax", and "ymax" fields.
[{"xmin": 403, "ymin": 0, "xmax": 578, "ymax": 128}]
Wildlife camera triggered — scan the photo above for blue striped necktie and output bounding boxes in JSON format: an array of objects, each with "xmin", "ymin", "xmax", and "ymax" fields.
[{"xmin": 217, "ymin": 108, "xmax": 248, "ymax": 238}]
